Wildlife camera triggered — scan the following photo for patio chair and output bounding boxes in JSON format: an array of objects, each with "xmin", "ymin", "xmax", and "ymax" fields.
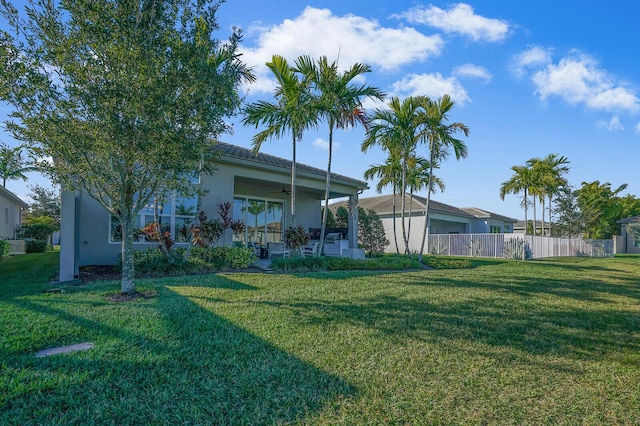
[
  {"xmin": 267, "ymin": 242, "xmax": 289, "ymax": 259},
  {"xmin": 301, "ymin": 241, "xmax": 320, "ymax": 257}
]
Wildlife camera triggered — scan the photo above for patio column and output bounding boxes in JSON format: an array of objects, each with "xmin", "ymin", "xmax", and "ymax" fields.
[
  {"xmin": 347, "ymin": 193, "xmax": 358, "ymax": 249},
  {"xmin": 59, "ymin": 189, "xmax": 79, "ymax": 282}
]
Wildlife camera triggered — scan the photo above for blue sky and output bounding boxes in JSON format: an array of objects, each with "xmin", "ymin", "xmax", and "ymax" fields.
[{"xmin": 2, "ymin": 1, "xmax": 639, "ymax": 220}]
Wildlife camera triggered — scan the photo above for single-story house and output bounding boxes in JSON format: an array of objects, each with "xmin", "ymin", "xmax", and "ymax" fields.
[
  {"xmin": 0, "ymin": 185, "xmax": 28, "ymax": 240},
  {"xmin": 332, "ymin": 193, "xmax": 517, "ymax": 253},
  {"xmin": 59, "ymin": 142, "xmax": 368, "ymax": 281},
  {"xmin": 615, "ymin": 215, "xmax": 640, "ymax": 254}
]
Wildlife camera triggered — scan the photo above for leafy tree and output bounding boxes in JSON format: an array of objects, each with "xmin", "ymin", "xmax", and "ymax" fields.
[
  {"xmin": 1, "ymin": 0, "xmax": 254, "ymax": 293},
  {"xmin": 26, "ymin": 184, "xmax": 60, "ymax": 228},
  {"xmin": 17, "ymin": 219, "xmax": 57, "ymax": 241},
  {"xmin": 626, "ymin": 223, "xmax": 640, "ymax": 244},
  {"xmin": 243, "ymin": 55, "xmax": 319, "ymax": 227},
  {"xmin": 358, "ymin": 208, "xmax": 389, "ymax": 255},
  {"xmin": 334, "ymin": 205, "xmax": 349, "ymax": 229},
  {"xmin": 552, "ymin": 186, "xmax": 584, "ymax": 237},
  {"xmin": 576, "ymin": 181, "xmax": 628, "ymax": 239},
  {"xmin": 417, "ymin": 95, "xmax": 469, "ymax": 261},
  {"xmin": 298, "ymin": 56, "xmax": 384, "ymax": 255},
  {"xmin": 0, "ymin": 142, "xmax": 37, "ymax": 187}
]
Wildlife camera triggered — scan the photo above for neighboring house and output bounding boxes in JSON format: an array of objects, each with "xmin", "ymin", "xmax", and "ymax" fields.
[
  {"xmin": 332, "ymin": 193, "xmax": 517, "ymax": 254},
  {"xmin": 513, "ymin": 220, "xmax": 549, "ymax": 235},
  {"xmin": 59, "ymin": 142, "xmax": 368, "ymax": 281},
  {"xmin": 616, "ymin": 215, "xmax": 640, "ymax": 254},
  {"xmin": 0, "ymin": 185, "xmax": 28, "ymax": 239}
]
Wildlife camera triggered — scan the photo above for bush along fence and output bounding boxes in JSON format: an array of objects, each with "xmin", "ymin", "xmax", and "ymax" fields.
[{"xmin": 426, "ymin": 233, "xmax": 614, "ymax": 260}]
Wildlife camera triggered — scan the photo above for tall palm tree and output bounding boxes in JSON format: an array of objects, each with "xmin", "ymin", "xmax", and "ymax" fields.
[
  {"xmin": 0, "ymin": 142, "xmax": 37, "ymax": 187},
  {"xmin": 364, "ymin": 153, "xmax": 402, "ymax": 253},
  {"xmin": 540, "ymin": 154, "xmax": 570, "ymax": 236},
  {"xmin": 405, "ymin": 155, "xmax": 445, "ymax": 245},
  {"xmin": 300, "ymin": 56, "xmax": 385, "ymax": 254},
  {"xmin": 526, "ymin": 157, "xmax": 545, "ymax": 236},
  {"xmin": 362, "ymin": 96, "xmax": 421, "ymax": 254},
  {"xmin": 500, "ymin": 164, "xmax": 534, "ymax": 234},
  {"xmin": 242, "ymin": 55, "xmax": 319, "ymax": 227},
  {"xmin": 416, "ymin": 95, "xmax": 469, "ymax": 261}
]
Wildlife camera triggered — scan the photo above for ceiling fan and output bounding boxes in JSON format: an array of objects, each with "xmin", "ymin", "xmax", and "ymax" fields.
[{"xmin": 270, "ymin": 187, "xmax": 291, "ymax": 195}]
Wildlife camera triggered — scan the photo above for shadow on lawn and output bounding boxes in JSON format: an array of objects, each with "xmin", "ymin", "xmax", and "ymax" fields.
[
  {"xmin": 249, "ymin": 288, "xmax": 639, "ymax": 363},
  {"xmin": 1, "ymin": 274, "xmax": 354, "ymax": 425}
]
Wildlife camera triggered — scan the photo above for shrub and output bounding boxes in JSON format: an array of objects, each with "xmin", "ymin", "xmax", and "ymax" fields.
[
  {"xmin": 270, "ymin": 254, "xmax": 424, "ymax": 273},
  {"xmin": 224, "ymin": 246, "xmax": 256, "ymax": 269},
  {"xmin": 0, "ymin": 239, "xmax": 10, "ymax": 259},
  {"xmin": 25, "ymin": 239, "xmax": 48, "ymax": 253},
  {"xmin": 423, "ymin": 256, "xmax": 472, "ymax": 270},
  {"xmin": 17, "ymin": 223, "xmax": 56, "ymax": 241},
  {"xmin": 284, "ymin": 225, "xmax": 310, "ymax": 254}
]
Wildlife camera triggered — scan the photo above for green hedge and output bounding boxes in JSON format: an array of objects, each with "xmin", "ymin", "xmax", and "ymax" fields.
[
  {"xmin": 25, "ymin": 239, "xmax": 48, "ymax": 253},
  {"xmin": 0, "ymin": 239, "xmax": 10, "ymax": 259}
]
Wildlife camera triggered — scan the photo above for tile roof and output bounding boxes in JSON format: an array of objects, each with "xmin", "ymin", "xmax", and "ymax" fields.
[{"xmin": 213, "ymin": 141, "xmax": 368, "ymax": 189}]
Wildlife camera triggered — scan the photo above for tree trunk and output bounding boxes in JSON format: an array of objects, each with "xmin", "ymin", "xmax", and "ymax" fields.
[
  {"xmin": 541, "ymin": 198, "xmax": 546, "ymax": 236},
  {"xmin": 523, "ymin": 189, "xmax": 528, "ymax": 236},
  {"xmin": 400, "ymin": 161, "xmax": 409, "ymax": 254},
  {"xmin": 392, "ymin": 189, "xmax": 399, "ymax": 254},
  {"xmin": 548, "ymin": 195, "xmax": 553, "ymax": 237},
  {"xmin": 418, "ymin": 158, "xmax": 435, "ymax": 262},
  {"xmin": 291, "ymin": 135, "xmax": 297, "ymax": 227},
  {"xmin": 532, "ymin": 196, "xmax": 537, "ymax": 236},
  {"xmin": 120, "ymin": 213, "xmax": 136, "ymax": 294},
  {"xmin": 318, "ymin": 124, "xmax": 334, "ymax": 256}
]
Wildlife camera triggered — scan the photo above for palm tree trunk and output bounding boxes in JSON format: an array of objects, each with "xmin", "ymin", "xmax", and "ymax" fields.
[
  {"xmin": 548, "ymin": 195, "xmax": 553, "ymax": 237},
  {"xmin": 291, "ymin": 135, "xmax": 297, "ymax": 227},
  {"xmin": 418, "ymin": 157, "xmax": 435, "ymax": 262},
  {"xmin": 523, "ymin": 189, "xmax": 528, "ymax": 235},
  {"xmin": 533, "ymin": 196, "xmax": 537, "ymax": 236},
  {"xmin": 318, "ymin": 124, "xmax": 334, "ymax": 256},
  {"xmin": 392, "ymin": 189, "xmax": 400, "ymax": 254},
  {"xmin": 400, "ymin": 161, "xmax": 409, "ymax": 254},
  {"xmin": 541, "ymin": 198, "xmax": 546, "ymax": 236}
]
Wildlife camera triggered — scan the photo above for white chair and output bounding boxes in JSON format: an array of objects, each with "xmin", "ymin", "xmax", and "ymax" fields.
[
  {"xmin": 301, "ymin": 241, "xmax": 320, "ymax": 257},
  {"xmin": 267, "ymin": 242, "xmax": 289, "ymax": 259}
]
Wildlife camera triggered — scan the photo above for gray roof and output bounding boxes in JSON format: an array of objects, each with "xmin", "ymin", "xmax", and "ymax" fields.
[
  {"xmin": 213, "ymin": 142, "xmax": 368, "ymax": 189},
  {"xmin": 617, "ymin": 215, "xmax": 640, "ymax": 224},
  {"xmin": 333, "ymin": 193, "xmax": 518, "ymax": 223},
  {"xmin": 333, "ymin": 193, "xmax": 475, "ymax": 218},
  {"xmin": 461, "ymin": 207, "xmax": 518, "ymax": 223},
  {"xmin": 0, "ymin": 185, "xmax": 28, "ymax": 208}
]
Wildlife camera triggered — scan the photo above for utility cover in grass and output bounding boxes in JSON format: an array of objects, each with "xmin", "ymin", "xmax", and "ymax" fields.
[{"xmin": 36, "ymin": 342, "xmax": 94, "ymax": 357}]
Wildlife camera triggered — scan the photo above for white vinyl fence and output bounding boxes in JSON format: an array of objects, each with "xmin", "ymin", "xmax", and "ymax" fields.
[{"xmin": 425, "ymin": 233, "xmax": 614, "ymax": 260}]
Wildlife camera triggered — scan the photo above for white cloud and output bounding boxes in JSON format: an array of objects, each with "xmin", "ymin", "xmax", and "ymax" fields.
[
  {"xmin": 531, "ymin": 53, "xmax": 640, "ymax": 113},
  {"xmin": 391, "ymin": 73, "xmax": 470, "ymax": 105},
  {"xmin": 453, "ymin": 63, "xmax": 492, "ymax": 83},
  {"xmin": 397, "ymin": 3, "xmax": 510, "ymax": 42},
  {"xmin": 242, "ymin": 7, "xmax": 444, "ymax": 94},
  {"xmin": 313, "ymin": 138, "xmax": 339, "ymax": 150},
  {"xmin": 511, "ymin": 46, "xmax": 553, "ymax": 78},
  {"xmin": 598, "ymin": 116, "xmax": 624, "ymax": 131}
]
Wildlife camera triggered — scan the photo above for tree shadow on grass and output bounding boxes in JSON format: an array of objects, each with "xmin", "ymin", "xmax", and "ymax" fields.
[{"xmin": 1, "ymin": 276, "xmax": 355, "ymax": 425}]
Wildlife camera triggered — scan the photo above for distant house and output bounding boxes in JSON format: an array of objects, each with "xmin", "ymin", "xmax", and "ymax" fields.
[
  {"xmin": 0, "ymin": 185, "xmax": 28, "ymax": 239},
  {"xmin": 332, "ymin": 193, "xmax": 517, "ymax": 253},
  {"xmin": 513, "ymin": 220, "xmax": 550, "ymax": 235},
  {"xmin": 59, "ymin": 142, "xmax": 368, "ymax": 281},
  {"xmin": 616, "ymin": 215, "xmax": 640, "ymax": 254}
]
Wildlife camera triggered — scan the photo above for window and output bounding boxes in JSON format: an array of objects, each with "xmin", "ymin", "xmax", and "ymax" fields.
[
  {"xmin": 233, "ymin": 196, "xmax": 284, "ymax": 246},
  {"xmin": 490, "ymin": 225, "xmax": 501, "ymax": 233},
  {"xmin": 109, "ymin": 194, "xmax": 197, "ymax": 243},
  {"xmin": 4, "ymin": 208, "xmax": 8, "ymax": 225}
]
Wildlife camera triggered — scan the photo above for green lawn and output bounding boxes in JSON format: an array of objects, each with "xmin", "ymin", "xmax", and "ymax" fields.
[{"xmin": 1, "ymin": 253, "xmax": 639, "ymax": 424}]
